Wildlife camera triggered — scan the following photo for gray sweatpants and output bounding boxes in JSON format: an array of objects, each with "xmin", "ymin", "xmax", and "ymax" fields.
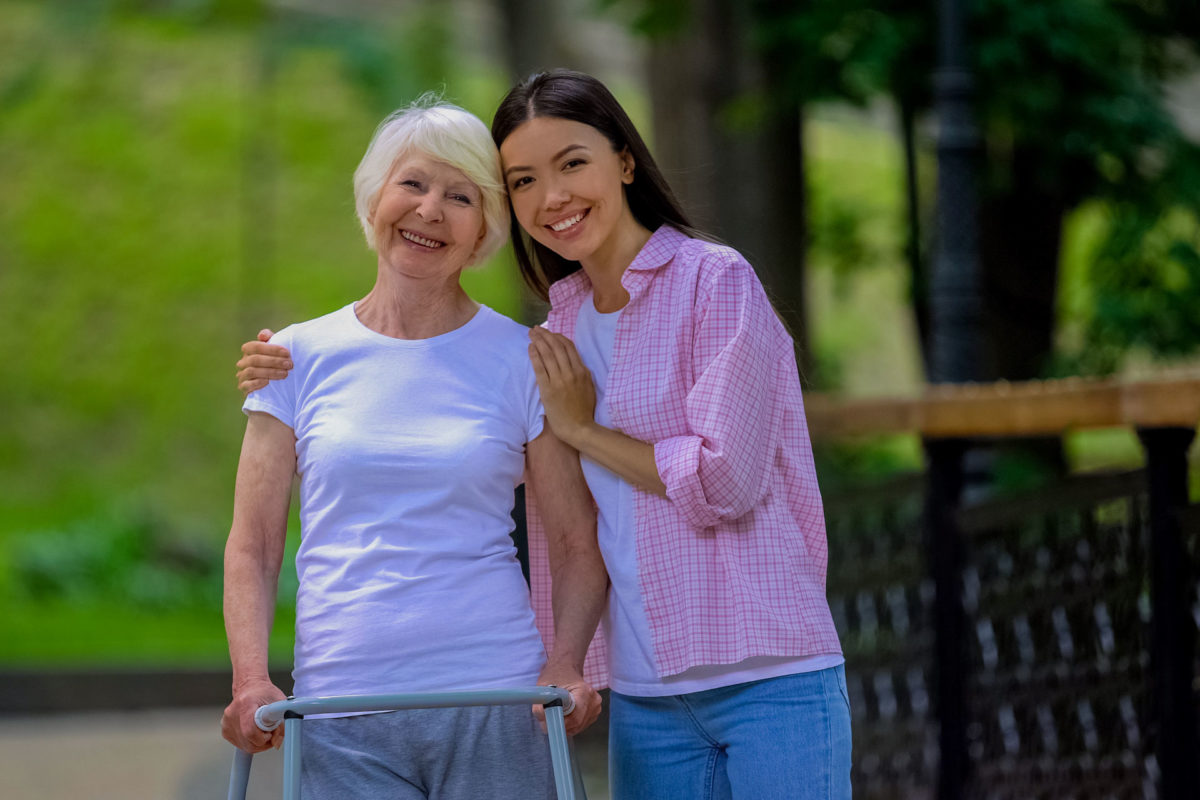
[{"xmin": 299, "ymin": 705, "xmax": 557, "ymax": 799}]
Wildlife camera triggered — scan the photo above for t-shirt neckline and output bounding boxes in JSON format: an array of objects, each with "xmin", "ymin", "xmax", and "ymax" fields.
[{"xmin": 346, "ymin": 301, "xmax": 488, "ymax": 347}]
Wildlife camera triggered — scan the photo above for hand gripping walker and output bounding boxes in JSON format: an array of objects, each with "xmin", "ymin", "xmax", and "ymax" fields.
[{"xmin": 227, "ymin": 686, "xmax": 587, "ymax": 800}]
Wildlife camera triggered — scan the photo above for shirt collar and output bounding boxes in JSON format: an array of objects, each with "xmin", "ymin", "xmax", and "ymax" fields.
[
  {"xmin": 625, "ymin": 224, "xmax": 687, "ymax": 273},
  {"xmin": 547, "ymin": 268, "xmax": 591, "ymax": 308},
  {"xmin": 546, "ymin": 225, "xmax": 687, "ymax": 307}
]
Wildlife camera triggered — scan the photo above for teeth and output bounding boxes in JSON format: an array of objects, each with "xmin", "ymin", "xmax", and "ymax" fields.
[
  {"xmin": 401, "ymin": 230, "xmax": 443, "ymax": 248},
  {"xmin": 550, "ymin": 212, "xmax": 584, "ymax": 232}
]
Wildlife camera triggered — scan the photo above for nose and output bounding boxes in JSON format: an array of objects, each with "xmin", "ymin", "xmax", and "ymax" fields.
[
  {"xmin": 541, "ymin": 177, "xmax": 570, "ymax": 211},
  {"xmin": 416, "ymin": 194, "xmax": 444, "ymax": 222}
]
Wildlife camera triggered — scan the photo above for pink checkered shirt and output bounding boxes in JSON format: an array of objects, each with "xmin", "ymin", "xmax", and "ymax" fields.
[{"xmin": 526, "ymin": 225, "xmax": 842, "ymax": 688}]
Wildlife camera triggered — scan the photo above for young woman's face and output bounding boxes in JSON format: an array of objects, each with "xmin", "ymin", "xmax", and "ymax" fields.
[
  {"xmin": 499, "ymin": 116, "xmax": 635, "ymax": 268},
  {"xmin": 369, "ymin": 153, "xmax": 486, "ymax": 280}
]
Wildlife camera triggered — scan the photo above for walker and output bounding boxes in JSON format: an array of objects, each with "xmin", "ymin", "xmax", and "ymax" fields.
[{"xmin": 226, "ymin": 686, "xmax": 587, "ymax": 800}]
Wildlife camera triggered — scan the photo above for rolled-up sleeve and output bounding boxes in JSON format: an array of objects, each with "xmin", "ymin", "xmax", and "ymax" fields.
[{"xmin": 652, "ymin": 255, "xmax": 788, "ymax": 530}]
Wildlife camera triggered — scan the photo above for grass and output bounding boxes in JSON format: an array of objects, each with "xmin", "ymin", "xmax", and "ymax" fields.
[{"xmin": 3, "ymin": 600, "xmax": 295, "ymax": 668}]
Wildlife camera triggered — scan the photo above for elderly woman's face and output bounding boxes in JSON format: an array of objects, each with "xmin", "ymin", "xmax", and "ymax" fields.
[{"xmin": 370, "ymin": 153, "xmax": 486, "ymax": 279}]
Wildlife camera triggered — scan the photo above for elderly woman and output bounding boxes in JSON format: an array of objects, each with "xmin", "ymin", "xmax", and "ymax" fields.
[{"xmin": 219, "ymin": 98, "xmax": 605, "ymax": 800}]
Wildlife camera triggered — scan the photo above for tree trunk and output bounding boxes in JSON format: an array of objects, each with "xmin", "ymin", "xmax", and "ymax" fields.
[
  {"xmin": 977, "ymin": 146, "xmax": 1068, "ymax": 476},
  {"xmin": 646, "ymin": 0, "xmax": 813, "ymax": 380},
  {"xmin": 978, "ymin": 148, "xmax": 1064, "ymax": 382},
  {"xmin": 496, "ymin": 0, "xmax": 568, "ymax": 323},
  {"xmin": 900, "ymin": 96, "xmax": 931, "ymax": 376},
  {"xmin": 496, "ymin": 0, "xmax": 564, "ymax": 81}
]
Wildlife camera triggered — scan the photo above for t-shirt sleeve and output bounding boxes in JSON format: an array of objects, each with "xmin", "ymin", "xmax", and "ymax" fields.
[
  {"xmin": 241, "ymin": 328, "xmax": 297, "ymax": 429},
  {"xmin": 522, "ymin": 358, "xmax": 546, "ymax": 444}
]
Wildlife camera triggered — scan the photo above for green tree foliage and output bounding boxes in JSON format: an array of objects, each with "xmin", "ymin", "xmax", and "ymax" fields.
[
  {"xmin": 616, "ymin": 0, "xmax": 1200, "ymax": 377},
  {"xmin": 0, "ymin": 0, "xmax": 518, "ymax": 661}
]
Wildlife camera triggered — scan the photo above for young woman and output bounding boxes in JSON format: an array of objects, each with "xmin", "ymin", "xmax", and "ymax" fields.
[{"xmin": 238, "ymin": 70, "xmax": 850, "ymax": 800}]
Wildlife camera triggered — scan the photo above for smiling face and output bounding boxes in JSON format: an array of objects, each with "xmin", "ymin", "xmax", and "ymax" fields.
[
  {"xmin": 499, "ymin": 116, "xmax": 638, "ymax": 272},
  {"xmin": 369, "ymin": 153, "xmax": 487, "ymax": 281}
]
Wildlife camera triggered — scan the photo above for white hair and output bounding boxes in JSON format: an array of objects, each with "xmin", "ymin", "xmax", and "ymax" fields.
[{"xmin": 353, "ymin": 94, "xmax": 509, "ymax": 265}]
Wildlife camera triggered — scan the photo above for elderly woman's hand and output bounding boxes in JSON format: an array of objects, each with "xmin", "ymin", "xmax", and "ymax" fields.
[
  {"xmin": 535, "ymin": 660, "xmax": 603, "ymax": 736},
  {"xmin": 528, "ymin": 327, "xmax": 597, "ymax": 449},
  {"xmin": 236, "ymin": 329, "xmax": 292, "ymax": 395},
  {"xmin": 221, "ymin": 676, "xmax": 287, "ymax": 753}
]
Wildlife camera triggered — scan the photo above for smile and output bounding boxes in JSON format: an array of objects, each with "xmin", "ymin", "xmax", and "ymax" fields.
[
  {"xmin": 401, "ymin": 230, "xmax": 444, "ymax": 248},
  {"xmin": 547, "ymin": 210, "xmax": 588, "ymax": 232}
]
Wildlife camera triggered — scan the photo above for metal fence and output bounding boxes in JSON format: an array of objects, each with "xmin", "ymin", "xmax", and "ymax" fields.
[{"xmin": 827, "ymin": 469, "xmax": 1200, "ymax": 799}]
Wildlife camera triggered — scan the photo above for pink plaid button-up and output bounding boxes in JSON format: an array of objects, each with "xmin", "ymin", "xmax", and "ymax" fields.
[{"xmin": 527, "ymin": 225, "xmax": 842, "ymax": 688}]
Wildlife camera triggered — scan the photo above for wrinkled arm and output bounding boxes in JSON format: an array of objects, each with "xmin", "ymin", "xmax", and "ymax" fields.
[
  {"xmin": 236, "ymin": 329, "xmax": 292, "ymax": 395},
  {"xmin": 221, "ymin": 411, "xmax": 296, "ymax": 752},
  {"xmin": 526, "ymin": 428, "xmax": 606, "ymax": 735}
]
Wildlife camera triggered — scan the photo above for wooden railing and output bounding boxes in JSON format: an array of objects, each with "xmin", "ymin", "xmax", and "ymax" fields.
[{"xmin": 806, "ymin": 373, "xmax": 1200, "ymax": 439}]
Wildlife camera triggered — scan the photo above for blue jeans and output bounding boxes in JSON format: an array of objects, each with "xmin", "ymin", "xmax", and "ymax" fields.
[{"xmin": 609, "ymin": 665, "xmax": 852, "ymax": 800}]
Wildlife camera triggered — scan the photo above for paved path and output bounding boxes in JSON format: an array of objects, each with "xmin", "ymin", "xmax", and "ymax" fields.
[{"xmin": 0, "ymin": 708, "xmax": 609, "ymax": 799}]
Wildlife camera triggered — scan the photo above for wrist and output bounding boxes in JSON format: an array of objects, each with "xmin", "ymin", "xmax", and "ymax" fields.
[
  {"xmin": 541, "ymin": 651, "xmax": 585, "ymax": 677},
  {"xmin": 232, "ymin": 670, "xmax": 274, "ymax": 693},
  {"xmin": 562, "ymin": 420, "xmax": 598, "ymax": 452}
]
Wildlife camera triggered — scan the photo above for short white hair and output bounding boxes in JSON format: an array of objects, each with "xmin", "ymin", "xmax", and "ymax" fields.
[{"xmin": 353, "ymin": 95, "xmax": 509, "ymax": 265}]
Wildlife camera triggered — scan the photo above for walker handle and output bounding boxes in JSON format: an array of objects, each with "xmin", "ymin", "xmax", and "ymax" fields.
[
  {"xmin": 547, "ymin": 685, "xmax": 577, "ymax": 716},
  {"xmin": 254, "ymin": 704, "xmax": 282, "ymax": 732}
]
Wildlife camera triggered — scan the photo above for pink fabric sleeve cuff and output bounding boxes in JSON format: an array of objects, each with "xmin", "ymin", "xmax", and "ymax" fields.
[{"xmin": 654, "ymin": 434, "xmax": 720, "ymax": 530}]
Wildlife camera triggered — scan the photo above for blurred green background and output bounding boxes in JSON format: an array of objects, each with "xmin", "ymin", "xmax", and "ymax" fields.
[{"xmin": 1, "ymin": 0, "xmax": 1198, "ymax": 670}]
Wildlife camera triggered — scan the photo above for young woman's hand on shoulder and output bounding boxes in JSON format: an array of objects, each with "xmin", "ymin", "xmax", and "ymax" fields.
[
  {"xmin": 527, "ymin": 327, "xmax": 597, "ymax": 448},
  {"xmin": 236, "ymin": 329, "xmax": 292, "ymax": 395}
]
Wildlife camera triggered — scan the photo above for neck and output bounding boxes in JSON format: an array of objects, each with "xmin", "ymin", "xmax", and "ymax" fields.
[
  {"xmin": 355, "ymin": 264, "xmax": 478, "ymax": 339},
  {"xmin": 579, "ymin": 211, "xmax": 653, "ymax": 313}
]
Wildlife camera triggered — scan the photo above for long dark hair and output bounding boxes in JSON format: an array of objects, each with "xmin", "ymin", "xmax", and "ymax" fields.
[{"xmin": 491, "ymin": 69, "xmax": 704, "ymax": 300}]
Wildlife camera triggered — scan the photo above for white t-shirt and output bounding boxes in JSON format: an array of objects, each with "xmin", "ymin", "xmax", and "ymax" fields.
[
  {"xmin": 574, "ymin": 295, "xmax": 843, "ymax": 697},
  {"xmin": 243, "ymin": 303, "xmax": 547, "ymax": 701}
]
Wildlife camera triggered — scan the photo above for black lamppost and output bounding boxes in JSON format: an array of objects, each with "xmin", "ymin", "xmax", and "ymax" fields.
[
  {"xmin": 930, "ymin": 0, "xmax": 982, "ymax": 385},
  {"xmin": 926, "ymin": 0, "xmax": 982, "ymax": 798}
]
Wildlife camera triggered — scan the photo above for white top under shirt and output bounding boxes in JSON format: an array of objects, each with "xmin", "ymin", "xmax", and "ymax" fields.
[
  {"xmin": 243, "ymin": 303, "xmax": 547, "ymax": 703},
  {"xmin": 574, "ymin": 294, "xmax": 843, "ymax": 697}
]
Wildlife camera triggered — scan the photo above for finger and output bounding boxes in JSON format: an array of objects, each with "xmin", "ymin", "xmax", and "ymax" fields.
[
  {"xmin": 565, "ymin": 706, "xmax": 594, "ymax": 736},
  {"xmin": 531, "ymin": 703, "xmax": 548, "ymax": 733},
  {"xmin": 241, "ymin": 341, "xmax": 290, "ymax": 359},
  {"xmin": 535, "ymin": 331, "xmax": 574, "ymax": 379},
  {"xmin": 236, "ymin": 724, "xmax": 269, "ymax": 753},
  {"xmin": 257, "ymin": 329, "xmax": 276, "ymax": 342},
  {"xmin": 237, "ymin": 366, "xmax": 290, "ymax": 381},
  {"xmin": 238, "ymin": 378, "xmax": 269, "ymax": 394},
  {"xmin": 529, "ymin": 336, "xmax": 563, "ymax": 383},
  {"xmin": 528, "ymin": 344, "xmax": 549, "ymax": 383},
  {"xmin": 529, "ymin": 328, "xmax": 562, "ymax": 359},
  {"xmin": 561, "ymin": 338, "xmax": 588, "ymax": 376},
  {"xmin": 236, "ymin": 354, "xmax": 292, "ymax": 370}
]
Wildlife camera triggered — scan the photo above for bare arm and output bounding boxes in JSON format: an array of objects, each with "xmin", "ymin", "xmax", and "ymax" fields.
[
  {"xmin": 529, "ymin": 326, "xmax": 667, "ymax": 497},
  {"xmin": 236, "ymin": 329, "xmax": 292, "ymax": 395},
  {"xmin": 220, "ymin": 411, "xmax": 297, "ymax": 753},
  {"xmin": 525, "ymin": 428, "xmax": 607, "ymax": 735}
]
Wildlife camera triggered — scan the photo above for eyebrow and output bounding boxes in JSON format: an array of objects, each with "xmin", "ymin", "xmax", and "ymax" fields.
[
  {"xmin": 503, "ymin": 144, "xmax": 590, "ymax": 178},
  {"xmin": 448, "ymin": 181, "xmax": 480, "ymax": 196}
]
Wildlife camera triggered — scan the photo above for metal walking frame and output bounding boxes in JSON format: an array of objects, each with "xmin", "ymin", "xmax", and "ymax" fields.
[{"xmin": 227, "ymin": 686, "xmax": 587, "ymax": 800}]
